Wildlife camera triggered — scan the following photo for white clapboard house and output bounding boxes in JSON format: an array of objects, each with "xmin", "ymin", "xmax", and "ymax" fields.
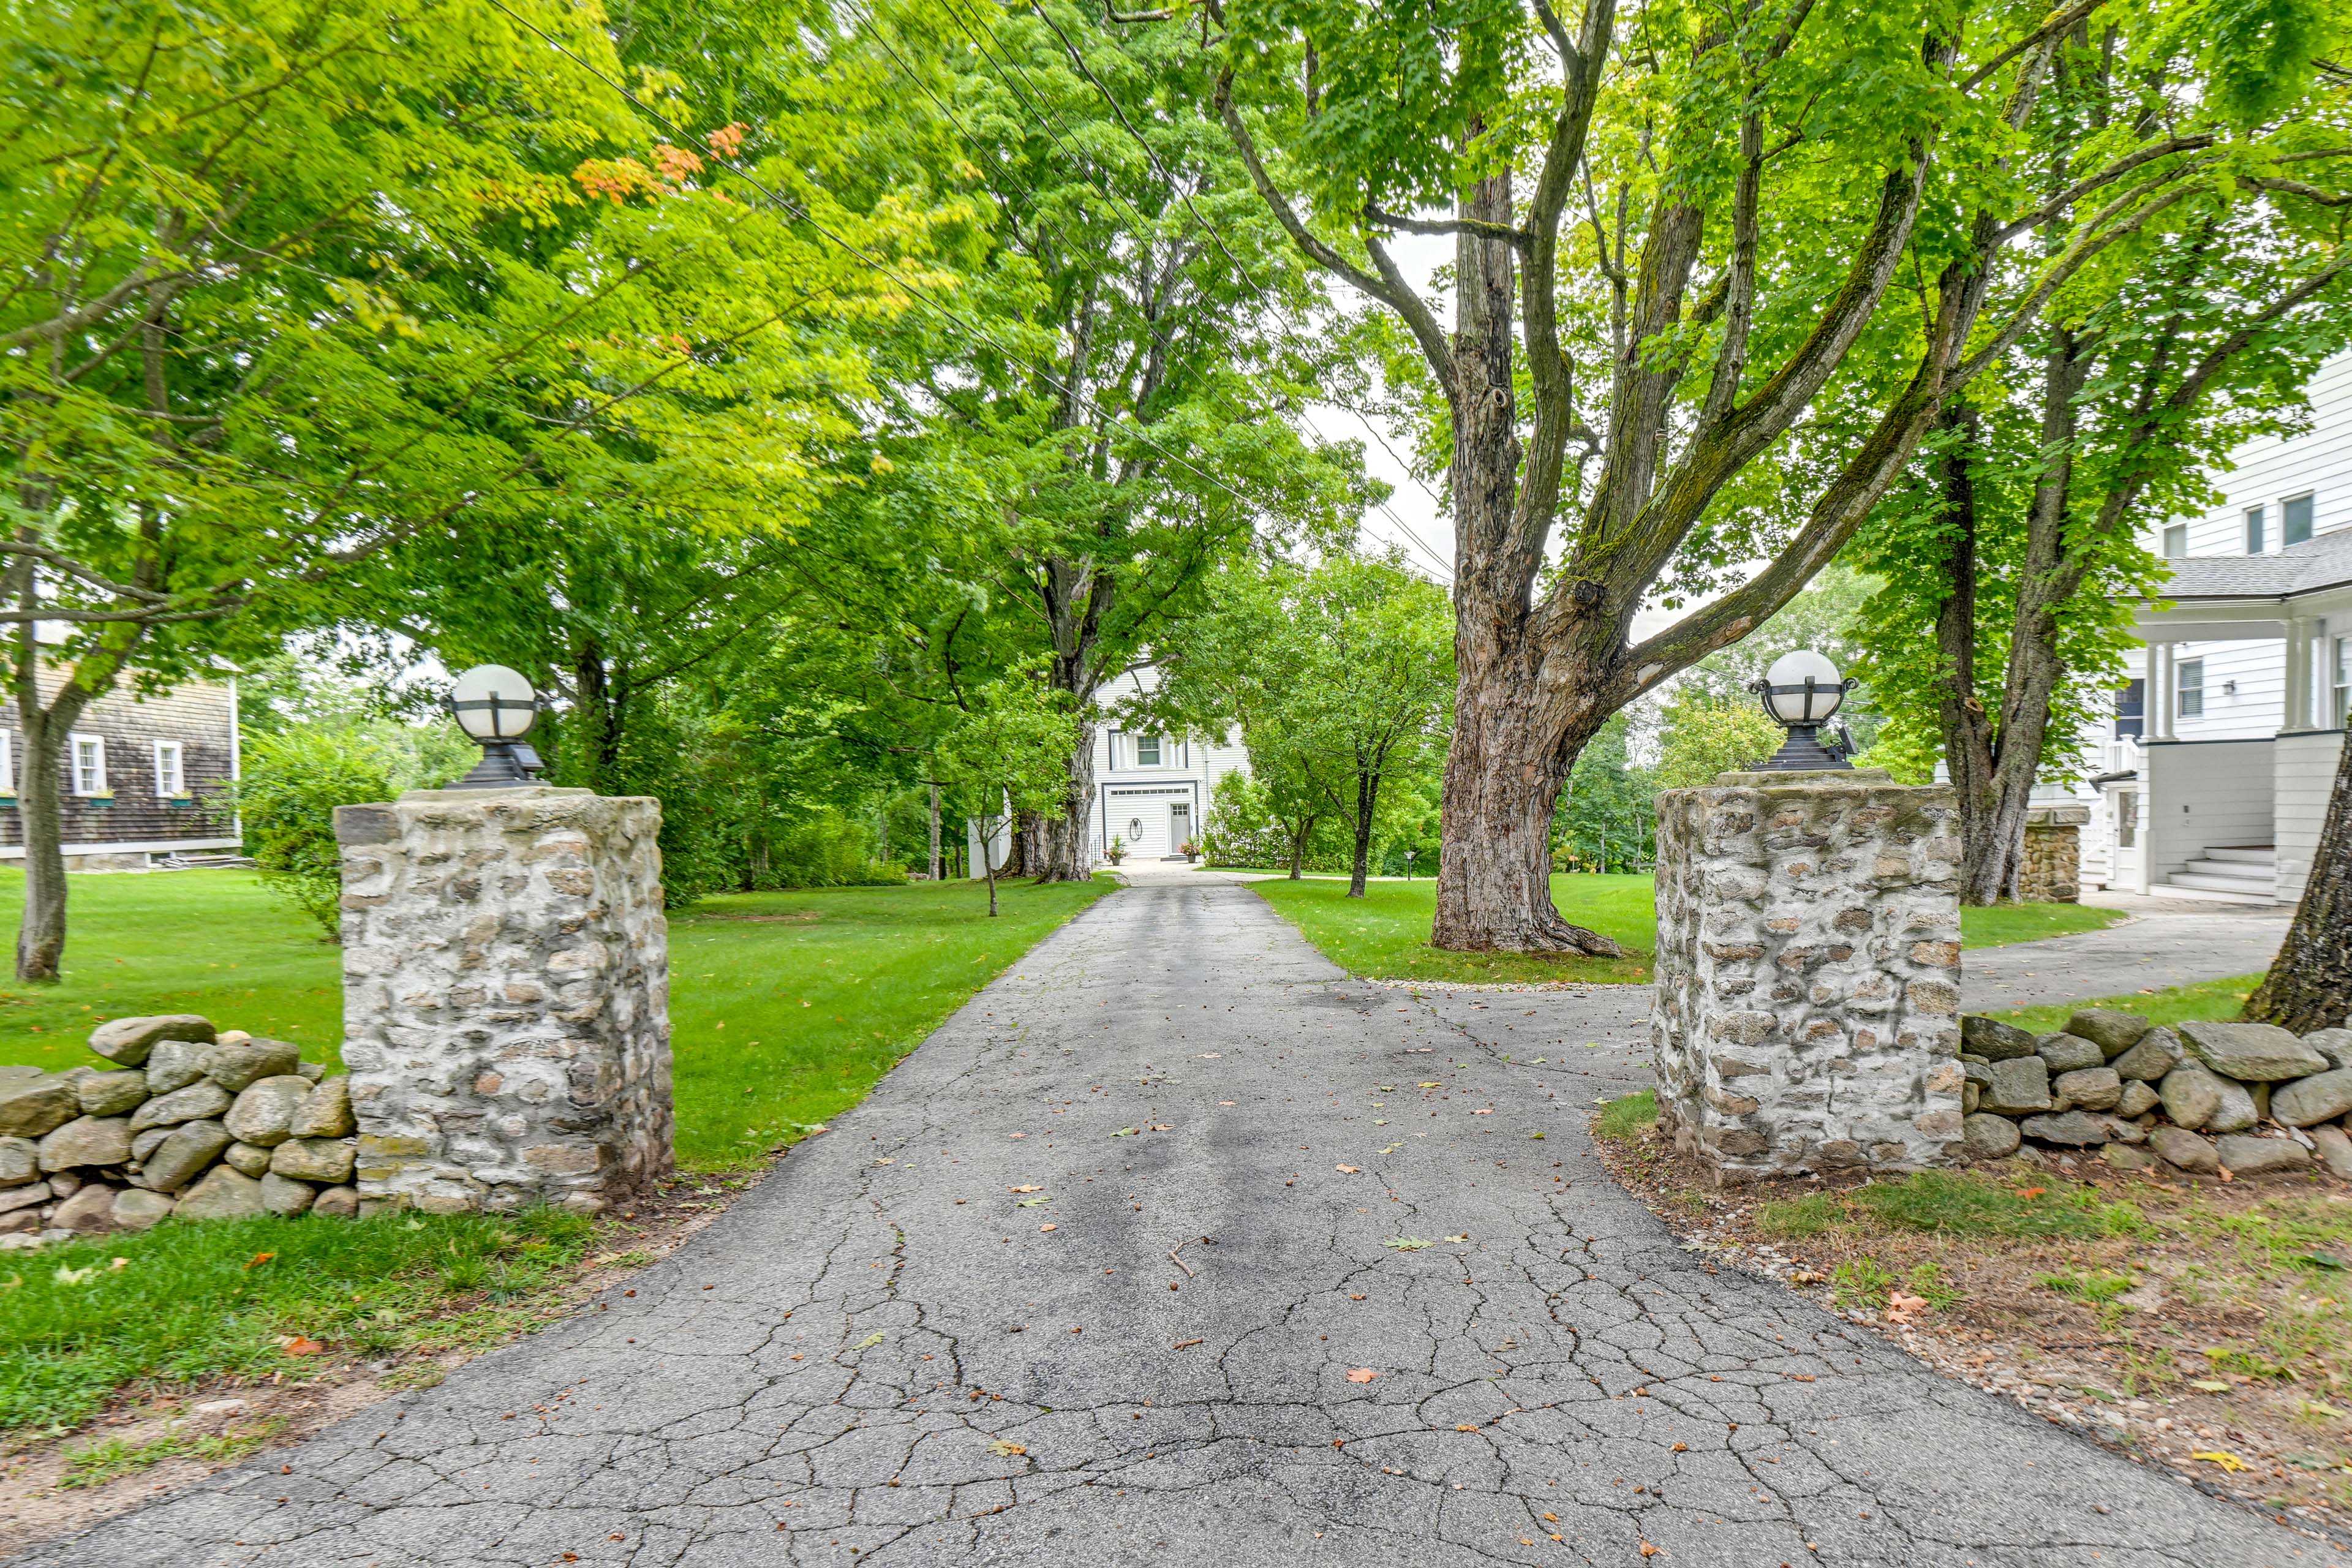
[
  {"xmin": 2068, "ymin": 350, "xmax": 2352, "ymax": 904},
  {"xmin": 967, "ymin": 668, "xmax": 1251, "ymax": 874}
]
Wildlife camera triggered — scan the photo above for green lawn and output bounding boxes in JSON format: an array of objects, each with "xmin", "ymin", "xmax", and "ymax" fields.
[
  {"xmin": 0, "ymin": 868, "xmax": 1111, "ymax": 1434},
  {"xmin": 1246, "ymin": 873, "xmax": 2128, "ymax": 986},
  {"xmin": 1996, "ymin": 973, "xmax": 2265, "ymax": 1033},
  {"xmin": 0, "ymin": 868, "xmax": 1112, "ymax": 1167}
]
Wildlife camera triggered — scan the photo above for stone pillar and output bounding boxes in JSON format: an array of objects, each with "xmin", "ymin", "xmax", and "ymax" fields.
[
  {"xmin": 1650, "ymin": 768, "xmax": 1965, "ymax": 1183},
  {"xmin": 2018, "ymin": 805, "xmax": 2087, "ymax": 902},
  {"xmin": 334, "ymin": 785, "xmax": 672, "ymax": 1215}
]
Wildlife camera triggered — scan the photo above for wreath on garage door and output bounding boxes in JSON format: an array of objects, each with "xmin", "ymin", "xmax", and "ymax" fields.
[{"xmin": 1127, "ymin": 816, "xmax": 1144, "ymax": 840}]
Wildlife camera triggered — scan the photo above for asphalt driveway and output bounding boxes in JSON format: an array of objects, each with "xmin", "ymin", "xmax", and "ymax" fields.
[{"xmin": 14, "ymin": 883, "xmax": 2322, "ymax": 1567}]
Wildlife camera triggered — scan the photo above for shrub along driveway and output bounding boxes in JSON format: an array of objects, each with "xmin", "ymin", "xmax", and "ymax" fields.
[{"xmin": 15, "ymin": 880, "xmax": 2303, "ymax": 1566}]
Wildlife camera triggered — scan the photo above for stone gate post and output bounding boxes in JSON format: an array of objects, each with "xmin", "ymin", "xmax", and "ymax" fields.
[
  {"xmin": 1651, "ymin": 768, "xmax": 1965, "ymax": 1182},
  {"xmin": 333, "ymin": 785, "xmax": 673, "ymax": 1214}
]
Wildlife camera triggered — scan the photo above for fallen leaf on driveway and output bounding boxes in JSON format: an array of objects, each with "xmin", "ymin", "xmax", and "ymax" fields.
[
  {"xmin": 1384, "ymin": 1237, "xmax": 1432, "ymax": 1251},
  {"xmin": 1199, "ymin": 1053, "xmax": 1221, "ymax": 1058},
  {"xmin": 2192, "ymin": 1450, "xmax": 2250, "ymax": 1472},
  {"xmin": 1039, "ymin": 1223, "xmax": 1057, "ymax": 1232},
  {"xmin": 1417, "ymin": 1082, "xmax": 1439, "ymax": 1088},
  {"xmin": 1017, "ymin": 1197, "xmax": 1051, "ymax": 1207},
  {"xmin": 1471, "ymin": 1109, "xmax": 1493, "ymax": 1115},
  {"xmin": 1010, "ymin": 1185, "xmax": 1044, "ymax": 1193},
  {"xmin": 1219, "ymin": 1101, "xmax": 1236, "ymax": 1106},
  {"xmin": 1640, "ymin": 1543, "xmax": 1660, "ymax": 1558},
  {"xmin": 1444, "ymin": 1234, "xmax": 1469, "ymax": 1243},
  {"xmin": 1336, "ymin": 1165, "xmax": 1361, "ymax": 1174},
  {"xmin": 1347, "ymin": 1369, "xmax": 1378, "ymax": 1383},
  {"xmin": 1112, "ymin": 1127, "xmax": 1139, "ymax": 1137},
  {"xmin": 1455, "ymin": 1423, "xmax": 1477, "ymax": 1432},
  {"xmin": 987, "ymin": 1439, "xmax": 1027, "ymax": 1457},
  {"xmin": 857, "ymin": 1332, "xmax": 886, "ymax": 1349}
]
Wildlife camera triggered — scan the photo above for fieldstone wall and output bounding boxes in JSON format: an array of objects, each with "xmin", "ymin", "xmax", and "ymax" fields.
[
  {"xmin": 2019, "ymin": 805, "xmax": 2087, "ymax": 903},
  {"xmin": 335, "ymin": 785, "xmax": 673, "ymax": 1216},
  {"xmin": 1958, "ymin": 1011, "xmax": 2352, "ymax": 1180},
  {"xmin": 1651, "ymin": 769, "xmax": 1966, "ymax": 1183},
  {"xmin": 0, "ymin": 1014, "xmax": 358, "ymax": 1250}
]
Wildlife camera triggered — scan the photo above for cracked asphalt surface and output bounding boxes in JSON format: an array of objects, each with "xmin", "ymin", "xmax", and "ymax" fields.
[{"xmin": 16, "ymin": 883, "xmax": 2327, "ymax": 1567}]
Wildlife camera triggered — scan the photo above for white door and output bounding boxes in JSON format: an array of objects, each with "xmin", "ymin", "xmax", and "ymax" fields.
[{"xmin": 1169, "ymin": 802, "xmax": 1191, "ymax": 854}]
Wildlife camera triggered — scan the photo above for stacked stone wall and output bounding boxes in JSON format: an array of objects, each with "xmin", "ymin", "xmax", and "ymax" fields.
[
  {"xmin": 1651, "ymin": 771, "xmax": 1966, "ymax": 1182},
  {"xmin": 0, "ymin": 1014, "xmax": 357, "ymax": 1249},
  {"xmin": 335, "ymin": 787, "xmax": 672, "ymax": 1215},
  {"xmin": 2019, "ymin": 805, "xmax": 2087, "ymax": 903}
]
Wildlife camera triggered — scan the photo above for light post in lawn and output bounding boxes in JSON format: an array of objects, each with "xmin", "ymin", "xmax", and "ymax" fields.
[
  {"xmin": 1749, "ymin": 650, "xmax": 1858, "ymax": 772},
  {"xmin": 446, "ymin": 665, "xmax": 547, "ymax": 787}
]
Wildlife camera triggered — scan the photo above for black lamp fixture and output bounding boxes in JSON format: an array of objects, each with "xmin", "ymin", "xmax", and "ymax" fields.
[
  {"xmin": 445, "ymin": 665, "xmax": 546, "ymax": 788},
  {"xmin": 1748, "ymin": 649, "xmax": 1858, "ymax": 771}
]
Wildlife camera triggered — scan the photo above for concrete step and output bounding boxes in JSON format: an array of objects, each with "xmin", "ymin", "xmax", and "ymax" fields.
[
  {"xmin": 2150, "ymin": 878, "xmax": 2280, "ymax": 905},
  {"xmin": 2201, "ymin": 845, "xmax": 2277, "ymax": 865},
  {"xmin": 2179, "ymin": 859, "xmax": 2275, "ymax": 885}
]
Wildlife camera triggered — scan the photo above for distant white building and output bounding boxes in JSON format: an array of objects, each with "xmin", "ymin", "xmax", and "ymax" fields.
[
  {"xmin": 967, "ymin": 668, "xmax": 1251, "ymax": 873},
  {"xmin": 2071, "ymin": 352, "xmax": 2352, "ymax": 903}
]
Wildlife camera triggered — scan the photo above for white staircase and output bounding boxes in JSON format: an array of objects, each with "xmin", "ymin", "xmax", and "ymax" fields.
[{"xmin": 2154, "ymin": 845, "xmax": 2278, "ymax": 905}]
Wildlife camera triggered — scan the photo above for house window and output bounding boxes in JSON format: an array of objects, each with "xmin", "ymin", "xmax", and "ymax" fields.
[
  {"xmin": 2114, "ymin": 678, "xmax": 2144, "ymax": 739},
  {"xmin": 70, "ymin": 734, "xmax": 107, "ymax": 796},
  {"xmin": 2176, "ymin": 658, "xmax": 2204, "ymax": 719},
  {"xmin": 1134, "ymin": 735, "xmax": 1161, "ymax": 766},
  {"xmin": 2245, "ymin": 505, "xmax": 2267, "ymax": 554},
  {"xmin": 154, "ymin": 740, "xmax": 186, "ymax": 797},
  {"xmin": 2284, "ymin": 492, "xmax": 2314, "ymax": 548},
  {"xmin": 2336, "ymin": 636, "xmax": 2351, "ymax": 728},
  {"xmin": 2162, "ymin": 522, "xmax": 2187, "ymax": 558}
]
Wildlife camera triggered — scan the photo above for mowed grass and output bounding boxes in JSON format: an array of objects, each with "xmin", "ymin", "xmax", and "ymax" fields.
[
  {"xmin": 1248, "ymin": 873, "xmax": 2127, "ymax": 986},
  {"xmin": 0, "ymin": 869, "xmax": 1110, "ymax": 1432},
  {"xmin": 1996, "ymin": 973, "xmax": 2266, "ymax": 1033},
  {"xmin": 0, "ymin": 867, "xmax": 1112, "ymax": 1166},
  {"xmin": 0, "ymin": 1207, "xmax": 595, "ymax": 1433},
  {"xmin": 0, "ymin": 867, "xmax": 344, "ymax": 1071}
]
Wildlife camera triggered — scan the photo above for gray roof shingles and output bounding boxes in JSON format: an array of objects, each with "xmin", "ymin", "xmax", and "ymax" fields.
[{"xmin": 2154, "ymin": 526, "xmax": 2352, "ymax": 600}]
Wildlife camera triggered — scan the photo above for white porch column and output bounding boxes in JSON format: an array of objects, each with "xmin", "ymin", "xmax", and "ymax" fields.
[
  {"xmin": 2147, "ymin": 643, "xmax": 2176, "ymax": 741},
  {"xmin": 2282, "ymin": 616, "xmax": 2310, "ymax": 732}
]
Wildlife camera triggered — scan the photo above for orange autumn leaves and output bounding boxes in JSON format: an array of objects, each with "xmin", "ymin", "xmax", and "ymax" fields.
[{"xmin": 575, "ymin": 122, "xmax": 748, "ymax": 206}]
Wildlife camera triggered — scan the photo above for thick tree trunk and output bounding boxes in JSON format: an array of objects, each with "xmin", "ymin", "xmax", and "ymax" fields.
[
  {"xmin": 1033, "ymin": 716, "xmax": 1097, "ymax": 881},
  {"xmin": 1426, "ymin": 159, "xmax": 1624, "ymax": 958},
  {"xmin": 2245, "ymin": 733, "xmax": 2352, "ymax": 1031},
  {"xmin": 1346, "ymin": 772, "xmax": 1378, "ymax": 897},
  {"xmin": 14, "ymin": 704, "xmax": 70, "ymax": 982}
]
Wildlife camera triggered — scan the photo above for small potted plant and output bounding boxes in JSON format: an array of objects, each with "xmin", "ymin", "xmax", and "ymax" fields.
[
  {"xmin": 1178, "ymin": 838, "xmax": 1199, "ymax": 864},
  {"xmin": 1105, "ymin": 836, "xmax": 1127, "ymax": 865}
]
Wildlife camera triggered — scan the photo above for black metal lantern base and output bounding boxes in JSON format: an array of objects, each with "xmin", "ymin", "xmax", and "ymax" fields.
[
  {"xmin": 1756, "ymin": 722, "xmax": 1851, "ymax": 772},
  {"xmin": 448, "ymin": 741, "xmax": 546, "ymax": 790}
]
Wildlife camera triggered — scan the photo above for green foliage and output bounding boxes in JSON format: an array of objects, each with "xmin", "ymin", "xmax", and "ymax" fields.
[
  {"xmin": 1252, "ymin": 873, "xmax": 1656, "ymax": 986},
  {"xmin": 1995, "ymin": 974, "xmax": 2265, "ymax": 1033},
  {"xmin": 1150, "ymin": 552, "xmax": 1451, "ymax": 890},
  {"xmin": 1654, "ymin": 694, "xmax": 1785, "ymax": 791},
  {"xmin": 1555, "ymin": 712, "xmax": 1656, "ymax": 873},
  {"xmin": 1761, "ymin": 1172, "xmax": 2151, "ymax": 1243},
  {"xmin": 1831, "ymin": 1257, "xmax": 1900, "ymax": 1311},
  {"xmin": 235, "ymin": 733, "xmax": 395, "ymax": 941}
]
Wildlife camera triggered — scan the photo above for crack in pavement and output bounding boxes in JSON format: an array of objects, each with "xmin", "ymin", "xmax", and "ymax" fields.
[{"xmin": 12, "ymin": 883, "xmax": 2334, "ymax": 1567}]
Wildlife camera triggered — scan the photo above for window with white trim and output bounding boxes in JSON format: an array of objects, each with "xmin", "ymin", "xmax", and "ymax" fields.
[
  {"xmin": 153, "ymin": 739, "xmax": 186, "ymax": 797},
  {"xmin": 2161, "ymin": 522, "xmax": 2187, "ymax": 557},
  {"xmin": 1134, "ymin": 734, "xmax": 1161, "ymax": 766},
  {"xmin": 70, "ymin": 734, "xmax": 107, "ymax": 796},
  {"xmin": 2177, "ymin": 658, "xmax": 2205, "ymax": 720},
  {"xmin": 2335, "ymin": 636, "xmax": 2350, "ymax": 729},
  {"xmin": 2245, "ymin": 505, "xmax": 2267, "ymax": 554},
  {"xmin": 2284, "ymin": 492, "xmax": 2315, "ymax": 548}
]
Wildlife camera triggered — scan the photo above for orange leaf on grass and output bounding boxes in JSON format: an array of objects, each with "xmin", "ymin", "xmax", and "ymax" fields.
[
  {"xmin": 282, "ymin": 1336, "xmax": 325, "ymax": 1357},
  {"xmin": 244, "ymin": 1253, "xmax": 276, "ymax": 1270}
]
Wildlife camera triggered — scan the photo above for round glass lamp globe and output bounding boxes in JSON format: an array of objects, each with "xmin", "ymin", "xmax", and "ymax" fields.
[
  {"xmin": 1762, "ymin": 649, "xmax": 1845, "ymax": 725},
  {"xmin": 448, "ymin": 665, "xmax": 539, "ymax": 741}
]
